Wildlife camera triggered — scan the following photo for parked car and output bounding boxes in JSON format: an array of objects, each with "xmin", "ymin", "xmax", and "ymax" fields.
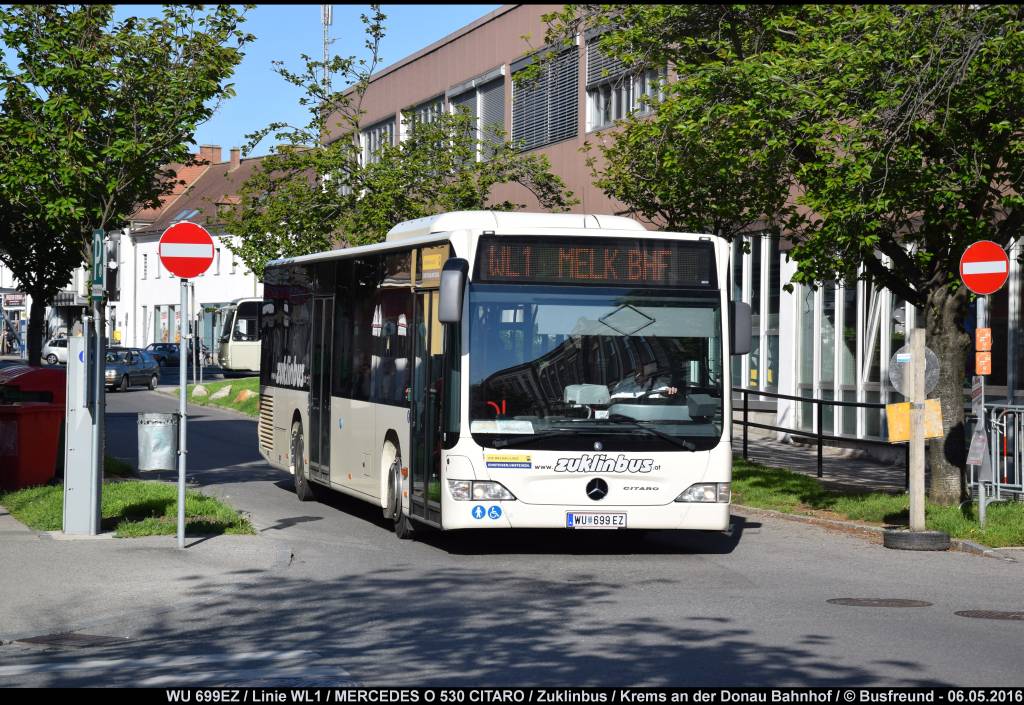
[
  {"xmin": 42, "ymin": 338, "xmax": 69, "ymax": 365},
  {"xmin": 144, "ymin": 342, "xmax": 179, "ymax": 367},
  {"xmin": 105, "ymin": 348, "xmax": 160, "ymax": 392}
]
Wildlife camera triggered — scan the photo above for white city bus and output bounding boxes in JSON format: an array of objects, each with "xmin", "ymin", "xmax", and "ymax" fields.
[
  {"xmin": 217, "ymin": 297, "xmax": 261, "ymax": 373},
  {"xmin": 257, "ymin": 211, "xmax": 750, "ymax": 538}
]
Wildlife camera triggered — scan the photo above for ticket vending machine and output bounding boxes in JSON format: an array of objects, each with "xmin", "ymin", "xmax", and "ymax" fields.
[{"xmin": 63, "ymin": 334, "xmax": 100, "ymax": 535}]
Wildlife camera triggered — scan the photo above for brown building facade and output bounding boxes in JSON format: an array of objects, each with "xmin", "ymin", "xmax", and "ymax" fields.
[{"xmin": 325, "ymin": 4, "xmax": 653, "ymax": 219}]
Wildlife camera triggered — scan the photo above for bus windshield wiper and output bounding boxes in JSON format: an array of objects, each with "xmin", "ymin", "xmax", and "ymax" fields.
[
  {"xmin": 605, "ymin": 418, "xmax": 698, "ymax": 451},
  {"xmin": 491, "ymin": 429, "xmax": 581, "ymax": 449}
]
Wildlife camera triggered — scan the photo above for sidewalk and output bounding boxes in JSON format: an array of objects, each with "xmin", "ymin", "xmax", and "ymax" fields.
[
  {"xmin": 732, "ymin": 434, "xmax": 909, "ymax": 493},
  {"xmin": 0, "ymin": 506, "xmax": 291, "ymax": 644}
]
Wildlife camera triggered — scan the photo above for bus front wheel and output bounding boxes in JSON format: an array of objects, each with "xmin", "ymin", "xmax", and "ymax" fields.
[
  {"xmin": 386, "ymin": 450, "xmax": 415, "ymax": 540},
  {"xmin": 292, "ymin": 422, "xmax": 316, "ymax": 502}
]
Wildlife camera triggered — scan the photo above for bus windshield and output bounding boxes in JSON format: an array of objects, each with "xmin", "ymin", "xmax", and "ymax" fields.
[
  {"xmin": 218, "ymin": 305, "xmax": 236, "ymax": 343},
  {"xmin": 468, "ymin": 285, "xmax": 723, "ymax": 452},
  {"xmin": 219, "ymin": 301, "xmax": 260, "ymax": 343}
]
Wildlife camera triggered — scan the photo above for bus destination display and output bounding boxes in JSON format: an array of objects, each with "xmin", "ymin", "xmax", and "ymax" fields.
[{"xmin": 475, "ymin": 236, "xmax": 716, "ymax": 288}]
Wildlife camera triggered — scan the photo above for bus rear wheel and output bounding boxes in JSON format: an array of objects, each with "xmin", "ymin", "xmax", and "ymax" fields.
[{"xmin": 292, "ymin": 421, "xmax": 316, "ymax": 502}]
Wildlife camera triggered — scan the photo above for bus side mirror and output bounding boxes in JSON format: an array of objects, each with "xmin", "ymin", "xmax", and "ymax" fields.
[
  {"xmin": 438, "ymin": 258, "xmax": 469, "ymax": 324},
  {"xmin": 731, "ymin": 301, "xmax": 752, "ymax": 356}
]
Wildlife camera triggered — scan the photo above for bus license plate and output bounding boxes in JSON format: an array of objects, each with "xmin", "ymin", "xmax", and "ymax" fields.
[{"xmin": 566, "ymin": 512, "xmax": 627, "ymax": 529}]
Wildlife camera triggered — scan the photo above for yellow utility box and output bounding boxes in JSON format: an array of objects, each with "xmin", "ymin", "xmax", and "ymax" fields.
[{"xmin": 886, "ymin": 400, "xmax": 944, "ymax": 442}]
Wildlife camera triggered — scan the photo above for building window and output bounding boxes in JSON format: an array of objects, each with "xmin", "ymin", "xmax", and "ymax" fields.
[
  {"xmin": 448, "ymin": 69, "xmax": 506, "ymax": 161},
  {"xmin": 361, "ymin": 118, "xmax": 395, "ymax": 165},
  {"xmin": 585, "ymin": 37, "xmax": 663, "ymax": 132},
  {"xmin": 511, "ymin": 47, "xmax": 578, "ymax": 152},
  {"xmin": 402, "ymin": 96, "xmax": 443, "ymax": 140}
]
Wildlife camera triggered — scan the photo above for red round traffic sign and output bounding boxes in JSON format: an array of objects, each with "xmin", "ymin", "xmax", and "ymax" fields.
[
  {"xmin": 158, "ymin": 221, "xmax": 215, "ymax": 279},
  {"xmin": 960, "ymin": 240, "xmax": 1009, "ymax": 295}
]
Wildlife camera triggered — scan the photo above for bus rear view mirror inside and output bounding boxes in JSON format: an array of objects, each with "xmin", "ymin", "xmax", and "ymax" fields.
[
  {"xmin": 439, "ymin": 258, "xmax": 470, "ymax": 324},
  {"xmin": 730, "ymin": 301, "xmax": 752, "ymax": 356}
]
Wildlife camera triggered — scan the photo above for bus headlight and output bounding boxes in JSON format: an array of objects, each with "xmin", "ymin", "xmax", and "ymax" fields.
[
  {"xmin": 675, "ymin": 483, "xmax": 730, "ymax": 503},
  {"xmin": 448, "ymin": 480, "xmax": 516, "ymax": 501},
  {"xmin": 447, "ymin": 480, "xmax": 472, "ymax": 500},
  {"xmin": 472, "ymin": 481, "xmax": 515, "ymax": 501}
]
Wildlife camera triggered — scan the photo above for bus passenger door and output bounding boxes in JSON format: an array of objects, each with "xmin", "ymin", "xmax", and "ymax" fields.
[
  {"xmin": 410, "ymin": 290, "xmax": 443, "ymax": 524},
  {"xmin": 308, "ymin": 296, "xmax": 333, "ymax": 483}
]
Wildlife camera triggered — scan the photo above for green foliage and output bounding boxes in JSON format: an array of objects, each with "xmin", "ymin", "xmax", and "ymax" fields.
[
  {"xmin": 0, "ymin": 5, "xmax": 252, "ymax": 362},
  {"xmin": 545, "ymin": 5, "xmax": 1024, "ymax": 501},
  {"xmin": 0, "ymin": 480, "xmax": 254, "ymax": 536},
  {"xmin": 732, "ymin": 458, "xmax": 1024, "ymax": 548},
  {"xmin": 221, "ymin": 7, "xmax": 576, "ymax": 277}
]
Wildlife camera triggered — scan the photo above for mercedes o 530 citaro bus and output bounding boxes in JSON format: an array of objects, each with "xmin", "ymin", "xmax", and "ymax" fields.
[{"xmin": 257, "ymin": 211, "xmax": 751, "ymax": 539}]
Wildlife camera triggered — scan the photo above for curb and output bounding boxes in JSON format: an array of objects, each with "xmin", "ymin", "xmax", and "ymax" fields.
[{"xmin": 732, "ymin": 504, "xmax": 1018, "ymax": 563}]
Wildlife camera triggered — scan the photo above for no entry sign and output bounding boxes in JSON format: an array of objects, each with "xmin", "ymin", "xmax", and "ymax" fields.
[
  {"xmin": 960, "ymin": 240, "xmax": 1009, "ymax": 295},
  {"xmin": 158, "ymin": 221, "xmax": 214, "ymax": 279}
]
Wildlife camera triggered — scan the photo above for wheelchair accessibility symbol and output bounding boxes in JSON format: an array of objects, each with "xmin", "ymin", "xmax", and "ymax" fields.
[{"xmin": 487, "ymin": 505, "xmax": 502, "ymax": 520}]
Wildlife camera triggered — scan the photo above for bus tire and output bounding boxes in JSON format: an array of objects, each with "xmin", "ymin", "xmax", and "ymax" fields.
[
  {"xmin": 388, "ymin": 452, "xmax": 415, "ymax": 540},
  {"xmin": 292, "ymin": 421, "xmax": 316, "ymax": 502}
]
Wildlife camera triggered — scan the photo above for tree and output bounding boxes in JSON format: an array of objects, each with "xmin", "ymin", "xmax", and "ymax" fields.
[
  {"xmin": 222, "ymin": 7, "xmax": 576, "ymax": 278},
  {"xmin": 541, "ymin": 4, "xmax": 1024, "ymax": 503},
  {"xmin": 0, "ymin": 4, "xmax": 252, "ymax": 364}
]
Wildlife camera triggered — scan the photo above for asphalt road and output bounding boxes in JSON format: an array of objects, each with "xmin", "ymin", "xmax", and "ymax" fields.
[{"xmin": 3, "ymin": 387, "xmax": 1023, "ymax": 687}]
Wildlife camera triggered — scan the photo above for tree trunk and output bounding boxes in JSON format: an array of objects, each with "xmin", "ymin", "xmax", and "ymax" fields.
[
  {"xmin": 27, "ymin": 290, "xmax": 46, "ymax": 366},
  {"xmin": 924, "ymin": 284, "xmax": 970, "ymax": 504}
]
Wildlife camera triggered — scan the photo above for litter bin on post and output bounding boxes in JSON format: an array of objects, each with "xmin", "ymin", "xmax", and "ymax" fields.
[{"xmin": 138, "ymin": 412, "xmax": 179, "ymax": 471}]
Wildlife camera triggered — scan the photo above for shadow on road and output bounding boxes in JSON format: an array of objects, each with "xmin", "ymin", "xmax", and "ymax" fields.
[{"xmin": 9, "ymin": 556, "xmax": 940, "ymax": 687}]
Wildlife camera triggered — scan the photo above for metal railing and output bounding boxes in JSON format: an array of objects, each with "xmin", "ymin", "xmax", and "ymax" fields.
[
  {"xmin": 732, "ymin": 386, "xmax": 909, "ymax": 489},
  {"xmin": 980, "ymin": 405, "xmax": 1024, "ymax": 499}
]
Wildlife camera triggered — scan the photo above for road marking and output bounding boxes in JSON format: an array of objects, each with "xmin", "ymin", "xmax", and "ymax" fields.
[{"xmin": 0, "ymin": 649, "xmax": 317, "ymax": 677}]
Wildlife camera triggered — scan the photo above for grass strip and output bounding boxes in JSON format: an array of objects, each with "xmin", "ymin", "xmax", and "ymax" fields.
[
  {"xmin": 0, "ymin": 480, "xmax": 254, "ymax": 537},
  {"xmin": 186, "ymin": 376, "xmax": 259, "ymax": 417},
  {"xmin": 733, "ymin": 457, "xmax": 1024, "ymax": 548}
]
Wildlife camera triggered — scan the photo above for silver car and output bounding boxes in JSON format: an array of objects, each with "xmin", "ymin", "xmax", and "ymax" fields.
[
  {"xmin": 105, "ymin": 348, "xmax": 160, "ymax": 392},
  {"xmin": 43, "ymin": 338, "xmax": 69, "ymax": 365}
]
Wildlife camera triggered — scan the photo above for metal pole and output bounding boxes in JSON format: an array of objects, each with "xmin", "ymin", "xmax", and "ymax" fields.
[
  {"xmin": 816, "ymin": 401, "xmax": 823, "ymax": 478},
  {"xmin": 742, "ymin": 389, "xmax": 749, "ymax": 461},
  {"xmin": 90, "ymin": 301, "xmax": 105, "ymax": 535},
  {"xmin": 978, "ymin": 295, "xmax": 988, "ymax": 512},
  {"xmin": 178, "ymin": 279, "xmax": 188, "ymax": 549},
  {"xmin": 909, "ymin": 327, "xmax": 926, "ymax": 532}
]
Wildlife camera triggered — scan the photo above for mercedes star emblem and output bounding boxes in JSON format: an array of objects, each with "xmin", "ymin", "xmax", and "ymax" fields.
[{"xmin": 586, "ymin": 478, "xmax": 609, "ymax": 501}]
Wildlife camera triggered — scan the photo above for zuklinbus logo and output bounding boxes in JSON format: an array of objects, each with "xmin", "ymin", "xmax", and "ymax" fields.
[
  {"xmin": 274, "ymin": 355, "xmax": 307, "ymax": 388},
  {"xmin": 554, "ymin": 454, "xmax": 654, "ymax": 473}
]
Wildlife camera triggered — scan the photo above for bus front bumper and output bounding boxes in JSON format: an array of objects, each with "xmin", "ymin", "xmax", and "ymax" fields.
[{"xmin": 440, "ymin": 500, "xmax": 730, "ymax": 531}]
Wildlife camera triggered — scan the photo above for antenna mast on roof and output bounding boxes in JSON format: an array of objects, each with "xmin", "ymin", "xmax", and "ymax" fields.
[{"xmin": 321, "ymin": 5, "xmax": 332, "ymax": 98}]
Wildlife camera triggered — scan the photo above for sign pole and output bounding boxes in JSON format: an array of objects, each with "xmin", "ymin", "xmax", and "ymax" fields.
[
  {"xmin": 90, "ymin": 228, "xmax": 106, "ymax": 535},
  {"xmin": 909, "ymin": 328, "xmax": 926, "ymax": 532},
  {"xmin": 978, "ymin": 295, "xmax": 988, "ymax": 528},
  {"xmin": 178, "ymin": 278, "xmax": 188, "ymax": 549},
  {"xmin": 156, "ymin": 220, "xmax": 214, "ymax": 549}
]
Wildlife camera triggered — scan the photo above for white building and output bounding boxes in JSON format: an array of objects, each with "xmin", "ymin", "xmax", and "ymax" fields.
[{"xmin": 0, "ymin": 145, "xmax": 264, "ymax": 357}]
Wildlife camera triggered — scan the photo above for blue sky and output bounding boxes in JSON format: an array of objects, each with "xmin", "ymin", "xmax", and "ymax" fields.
[{"xmin": 113, "ymin": 4, "xmax": 501, "ymax": 157}]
